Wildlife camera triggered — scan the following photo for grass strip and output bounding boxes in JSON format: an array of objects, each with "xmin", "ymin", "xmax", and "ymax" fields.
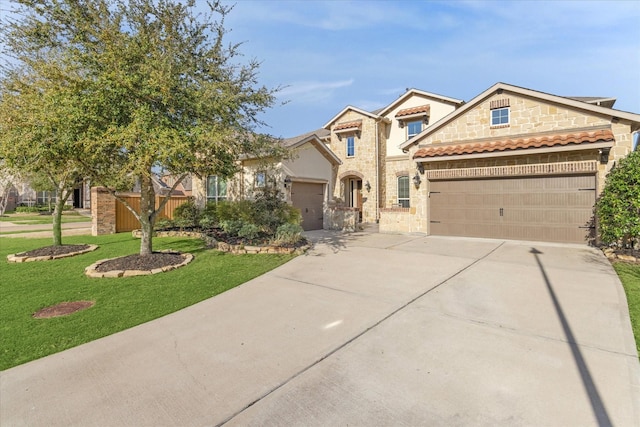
[
  {"xmin": 613, "ymin": 262, "xmax": 640, "ymax": 356},
  {"xmin": 0, "ymin": 233, "xmax": 294, "ymax": 370}
]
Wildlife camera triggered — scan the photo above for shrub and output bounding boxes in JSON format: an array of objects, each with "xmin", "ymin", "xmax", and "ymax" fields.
[
  {"xmin": 252, "ymin": 187, "xmax": 301, "ymax": 234},
  {"xmin": 215, "ymin": 200, "xmax": 253, "ymax": 224},
  {"xmin": 272, "ymin": 223, "xmax": 303, "ymax": 245},
  {"xmin": 173, "ymin": 199, "xmax": 200, "ymax": 228},
  {"xmin": 238, "ymin": 223, "xmax": 261, "ymax": 240},
  {"xmin": 219, "ymin": 219, "xmax": 244, "ymax": 236},
  {"xmin": 154, "ymin": 218, "xmax": 174, "ymax": 230},
  {"xmin": 596, "ymin": 150, "xmax": 640, "ymax": 248},
  {"xmin": 15, "ymin": 206, "xmax": 44, "ymax": 213}
]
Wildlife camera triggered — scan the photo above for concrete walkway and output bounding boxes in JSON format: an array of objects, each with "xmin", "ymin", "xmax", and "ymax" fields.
[
  {"xmin": 1, "ymin": 231, "xmax": 638, "ymax": 426},
  {"xmin": 0, "ymin": 221, "xmax": 91, "ymax": 238}
]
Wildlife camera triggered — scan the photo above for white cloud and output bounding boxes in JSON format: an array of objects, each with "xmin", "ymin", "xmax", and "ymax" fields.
[{"xmin": 277, "ymin": 79, "xmax": 355, "ymax": 104}]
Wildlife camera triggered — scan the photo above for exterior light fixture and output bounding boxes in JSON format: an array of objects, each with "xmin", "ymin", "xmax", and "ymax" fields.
[
  {"xmin": 284, "ymin": 176, "xmax": 292, "ymax": 188},
  {"xmin": 413, "ymin": 172, "xmax": 421, "ymax": 188},
  {"xmin": 365, "ymin": 181, "xmax": 371, "ymax": 192},
  {"xmin": 599, "ymin": 148, "xmax": 611, "ymax": 164}
]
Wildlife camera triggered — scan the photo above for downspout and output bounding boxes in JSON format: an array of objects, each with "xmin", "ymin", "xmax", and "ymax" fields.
[{"xmin": 375, "ymin": 119, "xmax": 380, "ymax": 223}]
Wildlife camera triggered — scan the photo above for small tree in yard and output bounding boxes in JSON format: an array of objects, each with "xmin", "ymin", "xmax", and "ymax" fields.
[
  {"xmin": 0, "ymin": 161, "xmax": 19, "ymax": 216},
  {"xmin": 0, "ymin": 64, "xmax": 85, "ymax": 245},
  {"xmin": 595, "ymin": 150, "xmax": 640, "ymax": 249},
  {"xmin": 1, "ymin": 0, "xmax": 283, "ymax": 256}
]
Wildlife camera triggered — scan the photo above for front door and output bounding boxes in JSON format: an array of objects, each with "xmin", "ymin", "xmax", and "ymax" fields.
[{"xmin": 346, "ymin": 178, "xmax": 363, "ymax": 222}]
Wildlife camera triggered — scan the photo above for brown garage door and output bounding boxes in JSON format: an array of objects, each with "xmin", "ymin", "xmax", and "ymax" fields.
[
  {"xmin": 291, "ymin": 182, "xmax": 324, "ymax": 231},
  {"xmin": 428, "ymin": 175, "xmax": 596, "ymax": 244}
]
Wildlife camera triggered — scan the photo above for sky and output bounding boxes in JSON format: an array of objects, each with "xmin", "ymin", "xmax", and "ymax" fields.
[
  {"xmin": 214, "ymin": 0, "xmax": 640, "ymax": 138},
  {"xmin": 1, "ymin": 0, "xmax": 639, "ymax": 139}
]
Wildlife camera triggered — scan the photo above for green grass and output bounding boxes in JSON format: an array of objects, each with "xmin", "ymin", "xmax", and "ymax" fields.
[
  {"xmin": 0, "ymin": 233, "xmax": 295, "ymax": 370},
  {"xmin": 614, "ymin": 262, "xmax": 640, "ymax": 356},
  {"xmin": 0, "ymin": 212, "xmax": 92, "ymax": 224}
]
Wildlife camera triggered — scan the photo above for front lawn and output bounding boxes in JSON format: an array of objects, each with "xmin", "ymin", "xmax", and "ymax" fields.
[
  {"xmin": 614, "ymin": 262, "xmax": 640, "ymax": 356},
  {"xmin": 0, "ymin": 233, "xmax": 294, "ymax": 370},
  {"xmin": 0, "ymin": 212, "xmax": 92, "ymax": 224}
]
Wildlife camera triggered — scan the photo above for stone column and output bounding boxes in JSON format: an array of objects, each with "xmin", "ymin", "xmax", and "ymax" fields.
[{"xmin": 91, "ymin": 187, "xmax": 116, "ymax": 236}]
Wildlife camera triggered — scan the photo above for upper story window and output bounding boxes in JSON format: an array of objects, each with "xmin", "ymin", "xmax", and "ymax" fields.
[
  {"xmin": 490, "ymin": 98, "xmax": 510, "ymax": 127},
  {"xmin": 346, "ymin": 136, "xmax": 355, "ymax": 158},
  {"xmin": 407, "ymin": 120, "xmax": 423, "ymax": 139},
  {"xmin": 206, "ymin": 175, "xmax": 227, "ymax": 203},
  {"xmin": 397, "ymin": 176, "xmax": 410, "ymax": 208},
  {"xmin": 491, "ymin": 107, "xmax": 509, "ymax": 126},
  {"xmin": 255, "ymin": 172, "xmax": 266, "ymax": 188}
]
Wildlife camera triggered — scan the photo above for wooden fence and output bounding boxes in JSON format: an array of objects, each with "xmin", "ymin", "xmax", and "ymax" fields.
[{"xmin": 115, "ymin": 193, "xmax": 189, "ymax": 232}]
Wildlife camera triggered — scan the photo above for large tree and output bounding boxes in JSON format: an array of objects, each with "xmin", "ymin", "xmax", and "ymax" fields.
[{"xmin": 1, "ymin": 0, "xmax": 283, "ymax": 255}]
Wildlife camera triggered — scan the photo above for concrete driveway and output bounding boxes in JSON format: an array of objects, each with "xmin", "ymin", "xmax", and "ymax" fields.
[{"xmin": 1, "ymin": 231, "xmax": 638, "ymax": 426}]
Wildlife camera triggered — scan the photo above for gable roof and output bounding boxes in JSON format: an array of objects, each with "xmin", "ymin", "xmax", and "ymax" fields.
[
  {"xmin": 282, "ymin": 129, "xmax": 341, "ymax": 165},
  {"xmin": 400, "ymin": 82, "xmax": 640, "ymax": 151},
  {"xmin": 565, "ymin": 96, "xmax": 616, "ymax": 108},
  {"xmin": 323, "ymin": 106, "xmax": 384, "ymax": 130},
  {"xmin": 377, "ymin": 88, "xmax": 464, "ymax": 117}
]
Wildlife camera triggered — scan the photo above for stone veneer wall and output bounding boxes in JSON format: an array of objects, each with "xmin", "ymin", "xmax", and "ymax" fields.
[
  {"xmin": 91, "ymin": 187, "xmax": 116, "ymax": 236},
  {"xmin": 328, "ymin": 111, "xmax": 381, "ymax": 223},
  {"xmin": 383, "ymin": 155, "xmax": 413, "ymax": 208},
  {"xmin": 325, "ymin": 206, "xmax": 358, "ymax": 232},
  {"xmin": 396, "ymin": 91, "xmax": 638, "ymax": 235}
]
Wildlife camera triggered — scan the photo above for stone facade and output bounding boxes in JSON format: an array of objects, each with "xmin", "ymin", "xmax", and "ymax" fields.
[
  {"xmin": 378, "ymin": 85, "xmax": 640, "ymax": 235},
  {"xmin": 323, "ymin": 90, "xmax": 463, "ymax": 226}
]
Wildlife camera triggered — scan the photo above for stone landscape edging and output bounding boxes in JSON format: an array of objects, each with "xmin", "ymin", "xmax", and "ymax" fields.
[
  {"xmin": 131, "ymin": 229, "xmax": 309, "ymax": 255},
  {"xmin": 602, "ymin": 248, "xmax": 640, "ymax": 263},
  {"xmin": 7, "ymin": 244, "xmax": 99, "ymax": 263},
  {"xmin": 85, "ymin": 250, "xmax": 194, "ymax": 278}
]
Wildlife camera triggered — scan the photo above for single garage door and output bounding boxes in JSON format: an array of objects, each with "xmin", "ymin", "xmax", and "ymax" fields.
[
  {"xmin": 429, "ymin": 175, "xmax": 596, "ymax": 244},
  {"xmin": 291, "ymin": 182, "xmax": 324, "ymax": 231}
]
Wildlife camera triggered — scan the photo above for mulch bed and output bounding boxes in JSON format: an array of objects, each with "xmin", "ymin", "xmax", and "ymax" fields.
[
  {"xmin": 33, "ymin": 301, "xmax": 95, "ymax": 319},
  {"xmin": 94, "ymin": 252, "xmax": 186, "ymax": 272},
  {"xmin": 17, "ymin": 244, "xmax": 91, "ymax": 257}
]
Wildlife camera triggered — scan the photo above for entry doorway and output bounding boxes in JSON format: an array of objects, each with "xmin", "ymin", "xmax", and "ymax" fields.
[{"xmin": 345, "ymin": 178, "xmax": 363, "ymax": 222}]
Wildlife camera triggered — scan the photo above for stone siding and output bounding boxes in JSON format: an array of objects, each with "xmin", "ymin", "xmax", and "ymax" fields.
[
  {"xmin": 325, "ymin": 206, "xmax": 358, "ymax": 232},
  {"xmin": 328, "ymin": 110, "xmax": 381, "ymax": 223}
]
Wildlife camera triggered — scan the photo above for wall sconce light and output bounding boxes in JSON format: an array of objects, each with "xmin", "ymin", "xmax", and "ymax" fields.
[
  {"xmin": 417, "ymin": 163, "xmax": 424, "ymax": 174},
  {"xmin": 413, "ymin": 172, "xmax": 421, "ymax": 188},
  {"xmin": 283, "ymin": 176, "xmax": 292, "ymax": 188},
  {"xmin": 365, "ymin": 180, "xmax": 371, "ymax": 192},
  {"xmin": 599, "ymin": 147, "xmax": 611, "ymax": 164}
]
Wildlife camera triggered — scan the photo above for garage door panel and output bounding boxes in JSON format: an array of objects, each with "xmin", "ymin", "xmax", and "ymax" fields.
[
  {"xmin": 429, "ymin": 175, "xmax": 595, "ymax": 244},
  {"xmin": 291, "ymin": 182, "xmax": 324, "ymax": 231}
]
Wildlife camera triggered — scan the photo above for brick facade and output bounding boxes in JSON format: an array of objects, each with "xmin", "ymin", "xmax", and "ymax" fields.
[{"xmin": 91, "ymin": 187, "xmax": 116, "ymax": 236}]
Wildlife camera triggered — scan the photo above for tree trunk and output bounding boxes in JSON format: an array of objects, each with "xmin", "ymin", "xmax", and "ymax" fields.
[
  {"xmin": 51, "ymin": 186, "xmax": 71, "ymax": 246},
  {"xmin": 139, "ymin": 173, "xmax": 156, "ymax": 256}
]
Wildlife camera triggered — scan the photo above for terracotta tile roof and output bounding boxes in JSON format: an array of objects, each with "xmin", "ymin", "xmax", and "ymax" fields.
[
  {"xmin": 413, "ymin": 129, "xmax": 614, "ymax": 159},
  {"xmin": 396, "ymin": 104, "xmax": 430, "ymax": 118},
  {"xmin": 334, "ymin": 120, "xmax": 362, "ymax": 131}
]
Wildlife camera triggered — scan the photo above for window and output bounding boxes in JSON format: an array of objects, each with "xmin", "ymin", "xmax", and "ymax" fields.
[
  {"xmin": 206, "ymin": 175, "xmax": 227, "ymax": 203},
  {"xmin": 491, "ymin": 107, "xmax": 509, "ymax": 126},
  {"xmin": 407, "ymin": 120, "xmax": 422, "ymax": 139},
  {"xmin": 255, "ymin": 172, "xmax": 266, "ymax": 188},
  {"xmin": 36, "ymin": 191, "xmax": 57, "ymax": 205},
  {"xmin": 397, "ymin": 176, "xmax": 410, "ymax": 208},
  {"xmin": 346, "ymin": 136, "xmax": 355, "ymax": 158}
]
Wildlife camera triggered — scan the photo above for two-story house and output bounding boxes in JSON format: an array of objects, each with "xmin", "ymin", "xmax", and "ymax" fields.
[{"xmin": 322, "ymin": 89, "xmax": 464, "ymax": 224}]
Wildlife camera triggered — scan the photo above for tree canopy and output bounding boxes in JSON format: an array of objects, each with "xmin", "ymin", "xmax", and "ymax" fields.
[{"xmin": 0, "ymin": 0, "xmax": 283, "ymax": 254}]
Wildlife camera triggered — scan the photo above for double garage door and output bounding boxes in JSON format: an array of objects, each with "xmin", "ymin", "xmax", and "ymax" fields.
[
  {"xmin": 290, "ymin": 182, "xmax": 324, "ymax": 231},
  {"xmin": 429, "ymin": 175, "xmax": 596, "ymax": 244}
]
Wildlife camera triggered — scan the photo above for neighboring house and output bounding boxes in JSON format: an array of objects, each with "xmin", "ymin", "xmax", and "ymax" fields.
[
  {"xmin": 0, "ymin": 178, "xmax": 91, "ymax": 210},
  {"xmin": 389, "ymin": 82, "xmax": 640, "ymax": 243},
  {"xmin": 192, "ymin": 131, "xmax": 342, "ymax": 231}
]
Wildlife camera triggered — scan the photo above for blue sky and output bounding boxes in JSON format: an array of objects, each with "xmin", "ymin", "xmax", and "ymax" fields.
[
  {"xmin": 1, "ymin": 0, "xmax": 638, "ymax": 139},
  {"xmin": 216, "ymin": 0, "xmax": 640, "ymax": 138}
]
